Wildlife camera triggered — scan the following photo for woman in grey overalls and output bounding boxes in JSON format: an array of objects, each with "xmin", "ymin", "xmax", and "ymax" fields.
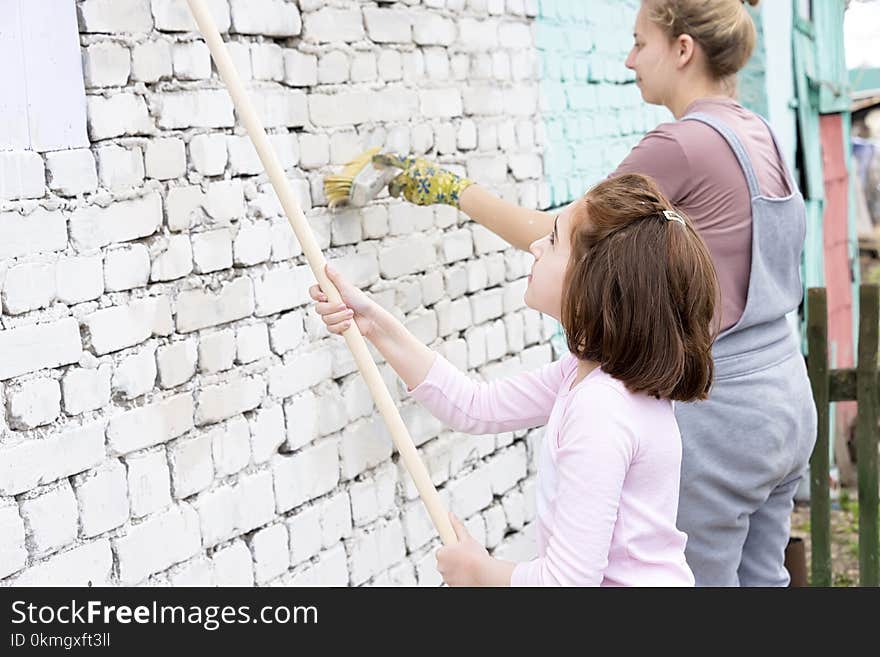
[{"xmin": 368, "ymin": 0, "xmax": 817, "ymax": 585}]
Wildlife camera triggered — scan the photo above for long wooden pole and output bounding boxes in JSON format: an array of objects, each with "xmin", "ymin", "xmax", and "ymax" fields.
[{"xmin": 185, "ymin": 0, "xmax": 456, "ymax": 546}]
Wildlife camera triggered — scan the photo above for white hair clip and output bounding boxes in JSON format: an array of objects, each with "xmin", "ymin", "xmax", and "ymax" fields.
[{"xmin": 663, "ymin": 210, "xmax": 686, "ymax": 225}]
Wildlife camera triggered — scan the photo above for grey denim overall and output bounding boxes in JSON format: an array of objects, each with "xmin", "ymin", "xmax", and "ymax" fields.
[{"xmin": 674, "ymin": 112, "xmax": 818, "ymax": 586}]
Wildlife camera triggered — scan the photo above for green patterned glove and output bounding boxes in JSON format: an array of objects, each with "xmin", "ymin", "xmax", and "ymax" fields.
[{"xmin": 372, "ymin": 153, "xmax": 474, "ymax": 209}]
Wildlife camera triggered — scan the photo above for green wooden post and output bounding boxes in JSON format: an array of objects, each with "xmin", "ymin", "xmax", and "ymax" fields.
[
  {"xmin": 857, "ymin": 285, "xmax": 879, "ymax": 586},
  {"xmin": 807, "ymin": 288, "xmax": 831, "ymax": 586}
]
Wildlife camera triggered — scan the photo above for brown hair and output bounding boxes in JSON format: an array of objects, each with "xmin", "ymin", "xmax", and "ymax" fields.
[
  {"xmin": 647, "ymin": 0, "xmax": 760, "ymax": 79},
  {"xmin": 562, "ymin": 174, "xmax": 720, "ymax": 402}
]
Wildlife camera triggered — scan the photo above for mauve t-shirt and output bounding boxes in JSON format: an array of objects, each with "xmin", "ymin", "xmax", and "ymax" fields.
[{"xmin": 611, "ymin": 97, "xmax": 791, "ymax": 331}]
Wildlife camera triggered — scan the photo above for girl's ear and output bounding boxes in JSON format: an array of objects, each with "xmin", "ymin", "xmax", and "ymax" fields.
[{"xmin": 675, "ymin": 34, "xmax": 696, "ymax": 68}]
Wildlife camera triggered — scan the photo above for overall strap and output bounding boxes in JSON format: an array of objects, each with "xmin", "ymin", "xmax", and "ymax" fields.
[{"xmin": 682, "ymin": 111, "xmax": 761, "ymax": 199}]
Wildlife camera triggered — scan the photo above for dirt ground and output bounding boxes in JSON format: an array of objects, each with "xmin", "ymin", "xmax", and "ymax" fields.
[{"xmin": 789, "ymin": 489, "xmax": 862, "ymax": 587}]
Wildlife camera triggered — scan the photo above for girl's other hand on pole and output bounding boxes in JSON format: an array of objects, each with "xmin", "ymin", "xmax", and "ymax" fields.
[{"xmin": 309, "ymin": 264, "xmax": 379, "ymax": 338}]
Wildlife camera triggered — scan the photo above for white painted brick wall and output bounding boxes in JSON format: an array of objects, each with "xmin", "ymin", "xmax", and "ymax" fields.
[{"xmin": 1, "ymin": 0, "xmax": 588, "ymax": 587}]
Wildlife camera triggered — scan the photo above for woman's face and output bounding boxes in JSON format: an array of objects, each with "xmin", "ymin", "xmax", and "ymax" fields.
[
  {"xmin": 524, "ymin": 202, "xmax": 575, "ymax": 321},
  {"xmin": 624, "ymin": 3, "xmax": 678, "ymax": 106}
]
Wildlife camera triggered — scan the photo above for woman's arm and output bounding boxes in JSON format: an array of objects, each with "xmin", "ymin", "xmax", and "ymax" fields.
[
  {"xmin": 374, "ymin": 153, "xmax": 555, "ymax": 252},
  {"xmin": 459, "ymin": 185, "xmax": 555, "ymax": 252}
]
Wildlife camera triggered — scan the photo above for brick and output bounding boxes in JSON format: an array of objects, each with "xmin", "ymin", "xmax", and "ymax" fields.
[
  {"xmin": 267, "ymin": 348, "xmax": 332, "ymax": 399},
  {"xmin": 83, "ymin": 296, "xmax": 171, "ymax": 355},
  {"xmin": 145, "ymin": 138, "xmax": 186, "ymax": 180},
  {"xmin": 339, "ymin": 417, "xmax": 392, "ymax": 480},
  {"xmin": 211, "ymin": 540, "xmax": 253, "ymax": 586},
  {"xmin": 210, "ymin": 416, "xmax": 250, "ymax": 477},
  {"xmin": 104, "ymin": 245, "xmax": 150, "ymax": 292},
  {"xmin": 10, "ymin": 540, "xmax": 113, "ymax": 586},
  {"xmin": 60, "ymin": 365, "xmax": 110, "ymax": 416},
  {"xmin": 253, "ymin": 265, "xmax": 314, "ymax": 317},
  {"xmin": 442, "ymin": 228, "xmax": 475, "ymax": 264},
  {"xmin": 189, "ymin": 133, "xmax": 228, "ymax": 176},
  {"xmin": 377, "ymin": 50, "xmax": 402, "ymax": 81},
  {"xmin": 286, "ymin": 543, "xmax": 348, "ymax": 585},
  {"xmin": 192, "ymin": 228, "xmax": 233, "ymax": 274},
  {"xmin": 283, "ymin": 390, "xmax": 317, "ymax": 451},
  {"xmin": 307, "ymin": 92, "xmax": 372, "ymax": 128},
  {"xmin": 131, "ymin": 39, "xmax": 173, "ymax": 82},
  {"xmin": 107, "ymin": 393, "xmax": 194, "ymax": 455},
  {"xmin": 157, "ymin": 90, "xmax": 235, "ymax": 130},
  {"xmin": 72, "ymin": 460, "xmax": 129, "ymax": 537},
  {"xmin": 78, "ymin": 0, "xmax": 153, "ymax": 33},
  {"xmin": 96, "ymin": 144, "xmax": 145, "ymax": 191},
  {"xmin": 0, "ymin": 498, "xmax": 26, "ymax": 578},
  {"xmin": 235, "ymin": 323, "xmax": 270, "ymax": 364},
  {"xmin": 303, "ymin": 7, "xmax": 364, "ymax": 42},
  {"xmin": 251, "ymin": 42, "xmax": 284, "ymax": 81},
  {"xmin": 286, "ymin": 505, "xmax": 322, "ymax": 565},
  {"xmin": 7, "ymin": 378, "xmax": 61, "ymax": 430},
  {"xmin": 230, "ymin": 0, "xmax": 302, "ymax": 37},
  {"xmin": 249, "ymin": 523, "xmax": 289, "ymax": 584},
  {"xmin": 175, "ymin": 277, "xmax": 254, "ymax": 333},
  {"xmin": 168, "ymin": 433, "xmax": 214, "ymax": 498},
  {"xmin": 0, "ymin": 422, "xmax": 106, "ymax": 496},
  {"xmin": 156, "ymin": 339, "xmax": 198, "ymax": 389},
  {"xmin": 19, "ymin": 481, "xmax": 78, "ymax": 559},
  {"xmin": 234, "ymin": 469, "xmax": 275, "ymax": 533},
  {"xmin": 150, "ymin": 234, "xmax": 193, "ymax": 282},
  {"xmin": 198, "ymin": 330, "xmax": 235, "ymax": 373},
  {"xmin": 272, "ymin": 439, "xmax": 339, "ymax": 512},
  {"xmin": 0, "ymin": 318, "xmax": 82, "ymax": 381},
  {"xmin": 70, "ymin": 193, "xmax": 162, "ymax": 251},
  {"xmin": 348, "ymin": 519, "xmax": 406, "ymax": 585},
  {"xmin": 379, "ymin": 237, "xmax": 436, "ymax": 278},
  {"xmin": 0, "ymin": 209, "xmax": 66, "ymax": 259},
  {"xmin": 413, "ymin": 13, "xmax": 456, "ymax": 45},
  {"xmin": 113, "ymin": 504, "xmax": 201, "ymax": 584},
  {"xmin": 113, "ymin": 347, "xmax": 158, "ymax": 399},
  {"xmin": 82, "ymin": 41, "xmax": 130, "ymax": 88},
  {"xmin": 364, "ymin": 7, "xmax": 412, "ymax": 43},
  {"xmin": 87, "ymin": 94, "xmax": 151, "ymax": 140},
  {"xmin": 349, "ymin": 464, "xmax": 396, "ymax": 526},
  {"xmin": 0, "ymin": 150, "xmax": 44, "ymax": 201},
  {"xmin": 173, "ymin": 41, "xmax": 212, "ymax": 80},
  {"xmin": 124, "ymin": 449, "xmax": 172, "ymax": 518},
  {"xmin": 196, "ymin": 376, "xmax": 265, "ymax": 426},
  {"xmin": 151, "ymin": 0, "xmax": 231, "ymax": 32},
  {"xmin": 296, "ymin": 133, "xmax": 328, "ymax": 170},
  {"xmin": 191, "ymin": 486, "xmax": 235, "ymax": 546},
  {"xmin": 351, "ymin": 51, "xmax": 377, "ymax": 82},
  {"xmin": 167, "ymin": 557, "xmax": 214, "ymax": 585},
  {"xmin": 233, "ymin": 222, "xmax": 271, "ymax": 267},
  {"xmin": 249, "ymin": 404, "xmax": 285, "ymax": 464},
  {"xmin": 318, "ymin": 50, "xmax": 349, "ymax": 84},
  {"xmin": 45, "ymin": 149, "xmax": 98, "ymax": 196},
  {"xmin": 2, "ymin": 262, "xmax": 55, "ymax": 315},
  {"xmin": 283, "ymin": 49, "xmax": 318, "ymax": 87}
]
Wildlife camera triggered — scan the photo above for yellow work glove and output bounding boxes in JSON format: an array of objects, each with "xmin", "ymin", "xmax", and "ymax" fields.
[{"xmin": 372, "ymin": 153, "xmax": 474, "ymax": 209}]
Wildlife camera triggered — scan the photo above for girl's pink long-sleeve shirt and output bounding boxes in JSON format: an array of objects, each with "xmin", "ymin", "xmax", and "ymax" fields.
[{"xmin": 409, "ymin": 353, "xmax": 695, "ymax": 587}]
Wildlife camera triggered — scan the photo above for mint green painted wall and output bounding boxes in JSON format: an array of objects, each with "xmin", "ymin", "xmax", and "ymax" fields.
[{"xmin": 535, "ymin": 0, "xmax": 670, "ymax": 209}]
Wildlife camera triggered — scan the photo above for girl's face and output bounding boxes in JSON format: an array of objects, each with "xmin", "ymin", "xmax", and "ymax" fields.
[
  {"xmin": 624, "ymin": 4, "xmax": 678, "ymax": 106},
  {"xmin": 524, "ymin": 202, "xmax": 575, "ymax": 320}
]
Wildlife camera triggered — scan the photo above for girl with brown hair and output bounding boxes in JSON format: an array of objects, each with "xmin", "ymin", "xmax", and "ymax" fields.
[
  {"xmin": 370, "ymin": 0, "xmax": 817, "ymax": 586},
  {"xmin": 311, "ymin": 174, "xmax": 717, "ymax": 586}
]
